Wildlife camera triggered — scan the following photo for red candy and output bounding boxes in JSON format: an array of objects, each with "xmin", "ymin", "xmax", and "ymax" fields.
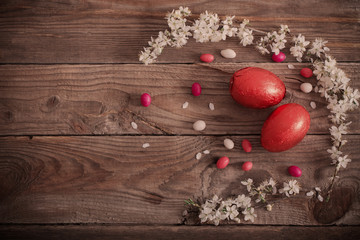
[
  {"xmin": 261, "ymin": 103, "xmax": 310, "ymax": 152},
  {"xmin": 242, "ymin": 161, "xmax": 253, "ymax": 171},
  {"xmin": 200, "ymin": 53, "xmax": 214, "ymax": 63},
  {"xmin": 271, "ymin": 52, "xmax": 286, "ymax": 62},
  {"xmin": 288, "ymin": 165, "xmax": 302, "ymax": 177},
  {"xmin": 300, "ymin": 68, "xmax": 313, "ymax": 78},
  {"xmin": 192, "ymin": 82, "xmax": 202, "ymax": 96},
  {"xmin": 242, "ymin": 139, "xmax": 252, "ymax": 153},
  {"xmin": 216, "ymin": 156, "xmax": 229, "ymax": 169},
  {"xmin": 140, "ymin": 93, "xmax": 151, "ymax": 107},
  {"xmin": 230, "ymin": 67, "xmax": 286, "ymax": 109}
]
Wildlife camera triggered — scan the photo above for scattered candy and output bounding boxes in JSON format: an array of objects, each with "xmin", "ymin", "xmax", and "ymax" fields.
[
  {"xmin": 196, "ymin": 152, "xmax": 202, "ymax": 160},
  {"xmin": 287, "ymin": 64, "xmax": 295, "ymax": 69},
  {"xmin": 241, "ymin": 139, "xmax": 252, "ymax": 153},
  {"xmin": 224, "ymin": 138, "xmax": 234, "ymax": 150},
  {"xmin": 242, "ymin": 161, "xmax": 253, "ymax": 171},
  {"xmin": 310, "ymin": 101, "xmax": 317, "ymax": 109},
  {"xmin": 203, "ymin": 150, "xmax": 210, "ymax": 154},
  {"xmin": 200, "ymin": 53, "xmax": 214, "ymax": 63},
  {"xmin": 131, "ymin": 121, "xmax": 138, "ymax": 129},
  {"xmin": 220, "ymin": 49, "xmax": 236, "ymax": 59},
  {"xmin": 216, "ymin": 156, "xmax": 229, "ymax": 169},
  {"xmin": 300, "ymin": 82, "xmax": 313, "ymax": 93},
  {"xmin": 192, "ymin": 82, "xmax": 202, "ymax": 96},
  {"xmin": 141, "ymin": 93, "xmax": 151, "ymax": 107},
  {"xmin": 209, "ymin": 102, "xmax": 215, "ymax": 111},
  {"xmin": 193, "ymin": 120, "xmax": 206, "ymax": 131},
  {"xmin": 182, "ymin": 101, "xmax": 189, "ymax": 109},
  {"xmin": 300, "ymin": 68, "xmax": 313, "ymax": 78},
  {"xmin": 271, "ymin": 52, "xmax": 286, "ymax": 62},
  {"xmin": 315, "ymin": 187, "xmax": 321, "ymax": 192},
  {"xmin": 317, "ymin": 195, "xmax": 324, "ymax": 202},
  {"xmin": 288, "ymin": 165, "xmax": 302, "ymax": 177},
  {"xmin": 142, "ymin": 143, "xmax": 150, "ymax": 148}
]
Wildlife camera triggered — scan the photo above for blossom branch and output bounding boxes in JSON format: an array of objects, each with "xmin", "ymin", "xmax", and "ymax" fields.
[{"xmin": 140, "ymin": 6, "xmax": 360, "ymax": 204}]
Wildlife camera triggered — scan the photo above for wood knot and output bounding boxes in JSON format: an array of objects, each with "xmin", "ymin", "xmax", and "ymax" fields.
[
  {"xmin": 313, "ymin": 187, "xmax": 354, "ymax": 224},
  {"xmin": 40, "ymin": 95, "xmax": 60, "ymax": 113},
  {"xmin": 47, "ymin": 95, "xmax": 60, "ymax": 108},
  {"xmin": 1, "ymin": 111, "xmax": 14, "ymax": 123}
]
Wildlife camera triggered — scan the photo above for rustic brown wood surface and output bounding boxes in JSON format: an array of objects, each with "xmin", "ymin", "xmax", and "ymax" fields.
[
  {"xmin": 1, "ymin": 63, "xmax": 360, "ymax": 136},
  {"xmin": 0, "ymin": 0, "xmax": 359, "ymax": 63},
  {"xmin": 0, "ymin": 135, "xmax": 359, "ymax": 225},
  {"xmin": 1, "ymin": 225, "xmax": 360, "ymax": 240},
  {"xmin": 0, "ymin": 0, "xmax": 359, "ymax": 239}
]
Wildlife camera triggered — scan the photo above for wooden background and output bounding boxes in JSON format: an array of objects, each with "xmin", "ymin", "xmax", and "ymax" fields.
[{"xmin": 0, "ymin": 0, "xmax": 359, "ymax": 239}]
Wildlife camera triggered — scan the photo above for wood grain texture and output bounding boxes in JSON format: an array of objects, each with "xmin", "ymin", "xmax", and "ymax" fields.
[
  {"xmin": 1, "ymin": 225, "xmax": 360, "ymax": 240},
  {"xmin": 0, "ymin": 135, "xmax": 359, "ymax": 225},
  {"xmin": 0, "ymin": 0, "xmax": 359, "ymax": 63},
  {"xmin": 1, "ymin": 63, "xmax": 359, "ymax": 135}
]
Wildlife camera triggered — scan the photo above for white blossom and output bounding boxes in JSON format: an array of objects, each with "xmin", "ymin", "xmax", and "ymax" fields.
[
  {"xmin": 279, "ymin": 180, "xmax": 300, "ymax": 197},
  {"xmin": 327, "ymin": 146, "xmax": 342, "ymax": 160},
  {"xmin": 290, "ymin": 34, "xmax": 310, "ymax": 62},
  {"xmin": 255, "ymin": 25, "xmax": 289, "ymax": 55},
  {"xmin": 317, "ymin": 194, "xmax": 324, "ymax": 202},
  {"xmin": 238, "ymin": 19, "xmax": 254, "ymax": 46},
  {"xmin": 242, "ymin": 207, "xmax": 257, "ymax": 223},
  {"xmin": 220, "ymin": 16, "xmax": 238, "ymax": 40},
  {"xmin": 335, "ymin": 155, "xmax": 351, "ymax": 169},
  {"xmin": 192, "ymin": 11, "xmax": 221, "ymax": 43},
  {"xmin": 308, "ymin": 38, "xmax": 330, "ymax": 58},
  {"xmin": 241, "ymin": 178, "xmax": 253, "ymax": 192}
]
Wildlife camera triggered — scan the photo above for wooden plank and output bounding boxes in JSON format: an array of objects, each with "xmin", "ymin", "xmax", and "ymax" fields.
[
  {"xmin": 0, "ymin": 135, "xmax": 359, "ymax": 225},
  {"xmin": 0, "ymin": 0, "xmax": 359, "ymax": 63},
  {"xmin": 1, "ymin": 225, "xmax": 360, "ymax": 240},
  {"xmin": 1, "ymin": 63, "xmax": 359, "ymax": 135}
]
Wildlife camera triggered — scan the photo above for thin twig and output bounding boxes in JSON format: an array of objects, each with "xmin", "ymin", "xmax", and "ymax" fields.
[{"xmin": 325, "ymin": 166, "xmax": 340, "ymax": 202}]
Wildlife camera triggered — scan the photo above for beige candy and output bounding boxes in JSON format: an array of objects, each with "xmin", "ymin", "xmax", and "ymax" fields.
[
  {"xmin": 193, "ymin": 120, "xmax": 206, "ymax": 131},
  {"xmin": 220, "ymin": 49, "xmax": 236, "ymax": 59}
]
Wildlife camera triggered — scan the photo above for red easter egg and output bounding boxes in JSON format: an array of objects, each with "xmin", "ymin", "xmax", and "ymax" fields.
[
  {"xmin": 242, "ymin": 139, "xmax": 252, "ymax": 153},
  {"xmin": 216, "ymin": 156, "xmax": 229, "ymax": 169},
  {"xmin": 200, "ymin": 54, "xmax": 214, "ymax": 63},
  {"xmin": 288, "ymin": 165, "xmax": 302, "ymax": 177},
  {"xmin": 261, "ymin": 103, "xmax": 310, "ymax": 152},
  {"xmin": 230, "ymin": 67, "xmax": 286, "ymax": 109},
  {"xmin": 242, "ymin": 161, "xmax": 253, "ymax": 171}
]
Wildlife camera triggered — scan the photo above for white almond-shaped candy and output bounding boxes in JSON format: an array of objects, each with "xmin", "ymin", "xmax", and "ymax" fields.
[
  {"xmin": 220, "ymin": 49, "xmax": 236, "ymax": 59},
  {"xmin": 224, "ymin": 138, "xmax": 234, "ymax": 149},
  {"xmin": 193, "ymin": 120, "xmax": 206, "ymax": 131},
  {"xmin": 310, "ymin": 101, "xmax": 317, "ymax": 109},
  {"xmin": 300, "ymin": 82, "xmax": 313, "ymax": 93}
]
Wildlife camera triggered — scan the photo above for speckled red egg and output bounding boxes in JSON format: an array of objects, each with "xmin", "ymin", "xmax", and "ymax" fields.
[
  {"xmin": 230, "ymin": 67, "xmax": 286, "ymax": 109},
  {"xmin": 261, "ymin": 103, "xmax": 310, "ymax": 152}
]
